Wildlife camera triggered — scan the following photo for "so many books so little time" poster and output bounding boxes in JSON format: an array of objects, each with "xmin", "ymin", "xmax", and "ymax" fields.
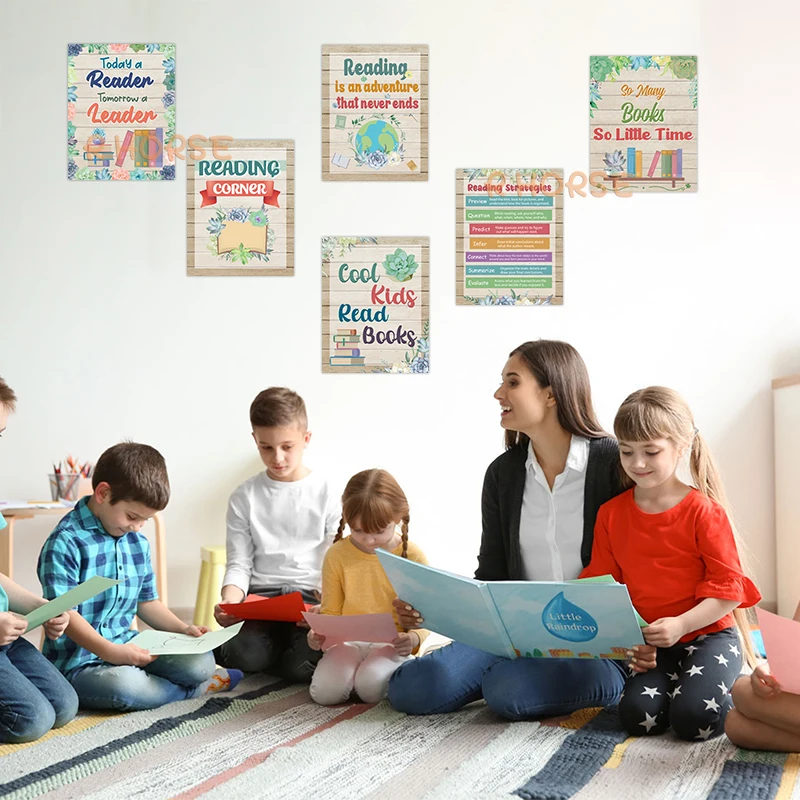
[{"xmin": 590, "ymin": 56, "xmax": 697, "ymax": 193}]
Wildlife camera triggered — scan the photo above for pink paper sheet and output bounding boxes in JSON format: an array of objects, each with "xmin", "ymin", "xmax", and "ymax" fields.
[
  {"xmin": 301, "ymin": 612, "xmax": 398, "ymax": 648},
  {"xmin": 755, "ymin": 608, "xmax": 800, "ymax": 694}
]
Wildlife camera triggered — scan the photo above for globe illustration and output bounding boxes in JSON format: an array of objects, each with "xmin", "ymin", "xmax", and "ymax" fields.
[{"xmin": 354, "ymin": 119, "xmax": 399, "ymax": 156}]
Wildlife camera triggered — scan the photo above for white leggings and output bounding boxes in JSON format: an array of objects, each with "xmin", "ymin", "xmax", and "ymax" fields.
[{"xmin": 309, "ymin": 642, "xmax": 410, "ymax": 705}]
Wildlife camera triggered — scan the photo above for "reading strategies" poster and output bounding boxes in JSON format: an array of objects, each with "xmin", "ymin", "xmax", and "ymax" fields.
[
  {"xmin": 456, "ymin": 169, "xmax": 563, "ymax": 305},
  {"xmin": 67, "ymin": 43, "xmax": 175, "ymax": 181},
  {"xmin": 322, "ymin": 45, "xmax": 428, "ymax": 181},
  {"xmin": 590, "ymin": 56, "xmax": 697, "ymax": 193},
  {"xmin": 322, "ymin": 237, "xmax": 429, "ymax": 373},
  {"xmin": 187, "ymin": 139, "xmax": 294, "ymax": 276}
]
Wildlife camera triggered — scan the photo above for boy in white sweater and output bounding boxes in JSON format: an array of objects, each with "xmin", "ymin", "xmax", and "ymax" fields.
[{"xmin": 213, "ymin": 388, "xmax": 340, "ymax": 681}]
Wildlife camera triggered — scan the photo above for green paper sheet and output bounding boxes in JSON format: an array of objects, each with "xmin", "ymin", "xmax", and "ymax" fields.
[
  {"xmin": 25, "ymin": 576, "xmax": 120, "ymax": 630},
  {"xmin": 129, "ymin": 621, "xmax": 244, "ymax": 655},
  {"xmin": 568, "ymin": 574, "xmax": 649, "ymax": 627}
]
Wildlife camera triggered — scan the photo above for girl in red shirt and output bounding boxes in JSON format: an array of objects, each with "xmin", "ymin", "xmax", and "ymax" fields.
[{"xmin": 581, "ymin": 386, "xmax": 760, "ymax": 741}]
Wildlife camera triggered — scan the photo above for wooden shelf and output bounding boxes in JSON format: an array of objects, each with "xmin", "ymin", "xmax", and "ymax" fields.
[
  {"xmin": 773, "ymin": 374, "xmax": 800, "ymax": 390},
  {"xmin": 603, "ymin": 176, "xmax": 684, "ymax": 189}
]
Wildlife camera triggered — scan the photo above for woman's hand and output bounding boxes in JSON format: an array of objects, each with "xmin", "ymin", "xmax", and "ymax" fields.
[
  {"xmin": 307, "ymin": 630, "xmax": 326, "ymax": 651},
  {"xmin": 751, "ymin": 664, "xmax": 781, "ymax": 699},
  {"xmin": 392, "ymin": 631, "xmax": 420, "ymax": 657},
  {"xmin": 391, "ymin": 597, "xmax": 424, "ymax": 629},
  {"xmin": 43, "ymin": 611, "xmax": 71, "ymax": 640},
  {"xmin": 643, "ymin": 617, "xmax": 687, "ymax": 648},
  {"xmin": 628, "ymin": 644, "xmax": 658, "ymax": 673}
]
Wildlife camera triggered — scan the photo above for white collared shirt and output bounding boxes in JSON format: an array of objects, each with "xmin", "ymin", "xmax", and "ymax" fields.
[{"xmin": 519, "ymin": 435, "xmax": 589, "ymax": 582}]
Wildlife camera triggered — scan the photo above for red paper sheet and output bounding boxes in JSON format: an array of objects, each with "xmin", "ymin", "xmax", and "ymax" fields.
[{"xmin": 219, "ymin": 592, "xmax": 310, "ymax": 622}]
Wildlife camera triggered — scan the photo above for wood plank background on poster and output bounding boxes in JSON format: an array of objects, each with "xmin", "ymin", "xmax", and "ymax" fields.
[
  {"xmin": 67, "ymin": 44, "xmax": 176, "ymax": 181},
  {"xmin": 322, "ymin": 237, "xmax": 429, "ymax": 373},
  {"xmin": 456, "ymin": 169, "xmax": 563, "ymax": 306},
  {"xmin": 322, "ymin": 45, "xmax": 428, "ymax": 181},
  {"xmin": 589, "ymin": 56, "xmax": 698, "ymax": 193},
  {"xmin": 187, "ymin": 140, "xmax": 294, "ymax": 276}
]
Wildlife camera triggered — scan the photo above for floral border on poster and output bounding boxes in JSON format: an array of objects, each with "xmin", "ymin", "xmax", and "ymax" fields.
[
  {"xmin": 589, "ymin": 56, "xmax": 698, "ymax": 120},
  {"xmin": 322, "ymin": 237, "xmax": 429, "ymax": 374},
  {"xmin": 67, "ymin": 43, "xmax": 176, "ymax": 181},
  {"xmin": 375, "ymin": 319, "xmax": 429, "ymax": 374}
]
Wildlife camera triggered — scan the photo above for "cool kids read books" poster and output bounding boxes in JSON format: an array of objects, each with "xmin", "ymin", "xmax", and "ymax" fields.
[
  {"xmin": 67, "ymin": 43, "xmax": 175, "ymax": 181},
  {"xmin": 590, "ymin": 56, "xmax": 697, "ymax": 193},
  {"xmin": 322, "ymin": 45, "xmax": 428, "ymax": 181},
  {"xmin": 322, "ymin": 237, "xmax": 429, "ymax": 373},
  {"xmin": 186, "ymin": 140, "xmax": 294, "ymax": 276},
  {"xmin": 456, "ymin": 169, "xmax": 563, "ymax": 306}
]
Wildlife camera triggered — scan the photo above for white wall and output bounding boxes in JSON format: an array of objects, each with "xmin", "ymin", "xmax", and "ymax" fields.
[{"xmin": 1, "ymin": 0, "xmax": 797, "ymax": 608}]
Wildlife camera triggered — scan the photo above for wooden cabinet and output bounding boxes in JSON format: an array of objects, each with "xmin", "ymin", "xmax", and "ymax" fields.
[{"xmin": 774, "ymin": 375, "xmax": 800, "ymax": 617}]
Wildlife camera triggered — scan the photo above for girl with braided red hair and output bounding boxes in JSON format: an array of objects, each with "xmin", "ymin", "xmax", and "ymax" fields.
[{"xmin": 308, "ymin": 469, "xmax": 429, "ymax": 705}]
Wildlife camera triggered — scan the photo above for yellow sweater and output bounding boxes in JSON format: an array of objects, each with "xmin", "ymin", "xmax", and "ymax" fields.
[{"xmin": 320, "ymin": 536, "xmax": 430, "ymax": 651}]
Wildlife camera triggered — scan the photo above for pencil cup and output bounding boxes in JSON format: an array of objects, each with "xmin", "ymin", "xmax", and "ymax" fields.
[{"xmin": 49, "ymin": 473, "xmax": 92, "ymax": 502}]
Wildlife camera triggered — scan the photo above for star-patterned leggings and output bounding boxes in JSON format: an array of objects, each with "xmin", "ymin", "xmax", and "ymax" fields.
[{"xmin": 618, "ymin": 627, "xmax": 742, "ymax": 741}]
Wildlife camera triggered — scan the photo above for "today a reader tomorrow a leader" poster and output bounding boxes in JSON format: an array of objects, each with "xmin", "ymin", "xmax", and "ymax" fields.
[{"xmin": 67, "ymin": 43, "xmax": 175, "ymax": 181}]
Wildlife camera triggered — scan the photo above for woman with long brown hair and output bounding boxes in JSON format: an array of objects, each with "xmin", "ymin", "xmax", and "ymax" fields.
[{"xmin": 388, "ymin": 341, "xmax": 644, "ymax": 718}]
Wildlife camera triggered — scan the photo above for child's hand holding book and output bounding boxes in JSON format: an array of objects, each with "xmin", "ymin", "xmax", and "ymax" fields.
[{"xmin": 105, "ymin": 641, "xmax": 157, "ymax": 667}]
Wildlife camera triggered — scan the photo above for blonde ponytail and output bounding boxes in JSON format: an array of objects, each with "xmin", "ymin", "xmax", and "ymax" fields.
[{"xmin": 689, "ymin": 433, "xmax": 758, "ymax": 668}]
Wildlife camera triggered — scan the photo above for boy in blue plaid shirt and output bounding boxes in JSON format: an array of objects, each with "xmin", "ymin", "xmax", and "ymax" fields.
[{"xmin": 38, "ymin": 442, "xmax": 242, "ymax": 711}]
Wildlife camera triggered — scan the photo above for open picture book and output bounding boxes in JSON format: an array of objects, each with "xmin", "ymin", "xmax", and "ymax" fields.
[{"xmin": 377, "ymin": 550, "xmax": 645, "ymax": 660}]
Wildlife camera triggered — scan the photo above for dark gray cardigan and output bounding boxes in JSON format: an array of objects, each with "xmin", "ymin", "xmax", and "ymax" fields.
[{"xmin": 475, "ymin": 437, "xmax": 625, "ymax": 582}]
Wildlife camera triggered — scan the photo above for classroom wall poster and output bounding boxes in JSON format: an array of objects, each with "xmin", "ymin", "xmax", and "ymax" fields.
[
  {"xmin": 187, "ymin": 140, "xmax": 294, "ymax": 276},
  {"xmin": 322, "ymin": 45, "xmax": 428, "ymax": 181},
  {"xmin": 67, "ymin": 43, "xmax": 175, "ymax": 181},
  {"xmin": 322, "ymin": 237, "xmax": 429, "ymax": 373},
  {"xmin": 456, "ymin": 169, "xmax": 563, "ymax": 306},
  {"xmin": 590, "ymin": 56, "xmax": 697, "ymax": 193}
]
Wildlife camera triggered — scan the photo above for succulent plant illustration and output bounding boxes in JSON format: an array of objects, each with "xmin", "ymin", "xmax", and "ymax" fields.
[
  {"xmin": 602, "ymin": 150, "xmax": 626, "ymax": 175},
  {"xmin": 382, "ymin": 248, "xmax": 418, "ymax": 282}
]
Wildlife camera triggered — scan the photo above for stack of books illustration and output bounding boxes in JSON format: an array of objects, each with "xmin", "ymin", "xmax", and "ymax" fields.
[
  {"xmin": 330, "ymin": 329, "xmax": 364, "ymax": 366},
  {"xmin": 626, "ymin": 147, "xmax": 683, "ymax": 179},
  {"xmin": 112, "ymin": 129, "xmax": 163, "ymax": 168}
]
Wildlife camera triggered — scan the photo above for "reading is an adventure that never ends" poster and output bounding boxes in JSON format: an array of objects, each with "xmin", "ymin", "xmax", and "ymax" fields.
[{"xmin": 322, "ymin": 46, "xmax": 428, "ymax": 181}]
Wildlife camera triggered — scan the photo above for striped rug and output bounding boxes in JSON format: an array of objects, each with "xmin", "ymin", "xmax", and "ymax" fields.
[{"xmin": 1, "ymin": 675, "xmax": 798, "ymax": 800}]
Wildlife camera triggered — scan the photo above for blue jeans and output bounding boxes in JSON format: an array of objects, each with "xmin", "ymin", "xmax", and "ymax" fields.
[
  {"xmin": 70, "ymin": 651, "xmax": 216, "ymax": 711},
  {"xmin": 388, "ymin": 641, "xmax": 627, "ymax": 720},
  {"xmin": 0, "ymin": 637, "xmax": 79, "ymax": 743}
]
